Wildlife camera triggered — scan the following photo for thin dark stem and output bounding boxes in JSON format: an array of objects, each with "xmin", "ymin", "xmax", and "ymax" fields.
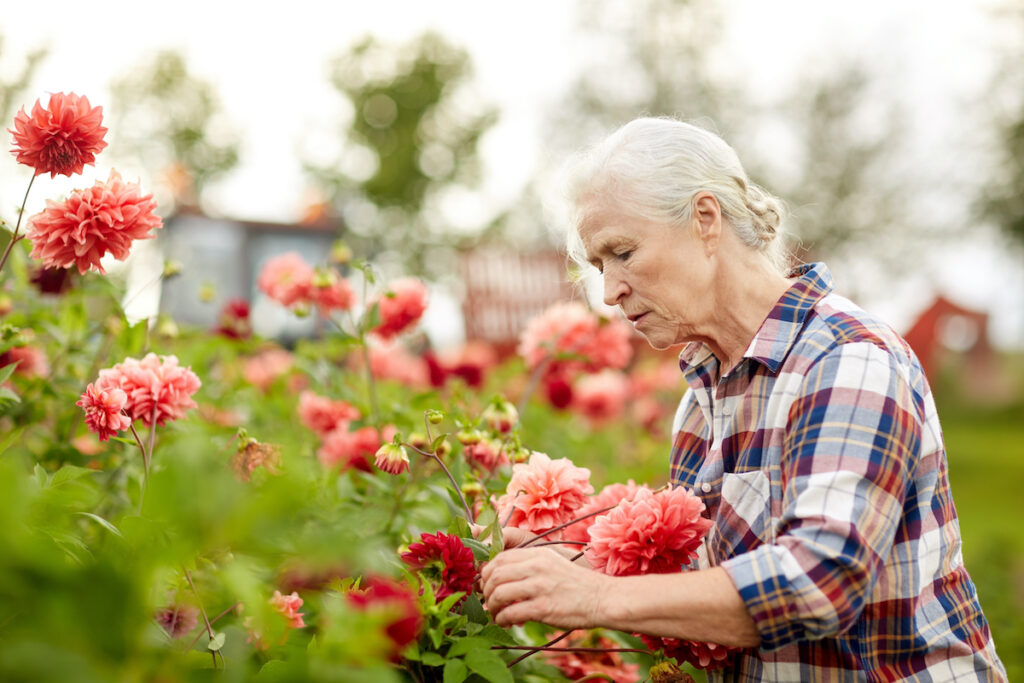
[
  {"xmin": 186, "ymin": 602, "xmax": 242, "ymax": 649},
  {"xmin": 0, "ymin": 174, "xmax": 36, "ymax": 276},
  {"xmin": 531, "ymin": 540, "xmax": 587, "ymax": 548},
  {"xmin": 404, "ymin": 441, "xmax": 473, "ymax": 522},
  {"xmin": 520, "ymin": 504, "xmax": 618, "ymax": 548},
  {"xmin": 502, "ymin": 491, "xmax": 520, "ymax": 527},
  {"xmin": 506, "ymin": 629, "xmax": 575, "ymax": 668},
  {"xmin": 495, "ymin": 645, "xmax": 654, "ymax": 656},
  {"xmin": 183, "ymin": 568, "xmax": 220, "ymax": 669},
  {"xmin": 570, "ymin": 550, "xmax": 586, "ymax": 563}
]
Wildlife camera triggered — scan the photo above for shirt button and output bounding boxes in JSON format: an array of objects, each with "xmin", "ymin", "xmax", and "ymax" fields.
[{"xmin": 701, "ymin": 482, "xmax": 713, "ymax": 493}]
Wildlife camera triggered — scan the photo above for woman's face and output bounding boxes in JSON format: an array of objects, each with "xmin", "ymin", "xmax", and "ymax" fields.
[{"xmin": 578, "ymin": 198, "xmax": 713, "ymax": 350}]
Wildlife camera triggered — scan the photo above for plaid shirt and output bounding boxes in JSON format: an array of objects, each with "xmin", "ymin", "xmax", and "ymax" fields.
[{"xmin": 670, "ymin": 263, "xmax": 1006, "ymax": 682}]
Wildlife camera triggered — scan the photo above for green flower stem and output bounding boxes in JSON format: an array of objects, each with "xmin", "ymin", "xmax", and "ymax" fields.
[
  {"xmin": 403, "ymin": 441, "xmax": 474, "ymax": 522},
  {"xmin": 0, "ymin": 174, "xmax": 36, "ymax": 276},
  {"xmin": 183, "ymin": 568, "xmax": 220, "ymax": 670},
  {"xmin": 186, "ymin": 602, "xmax": 241, "ymax": 650},
  {"xmin": 127, "ymin": 421, "xmax": 150, "ymax": 514}
]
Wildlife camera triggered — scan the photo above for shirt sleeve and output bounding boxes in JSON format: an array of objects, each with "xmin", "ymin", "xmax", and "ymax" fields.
[{"xmin": 720, "ymin": 341, "xmax": 922, "ymax": 650}]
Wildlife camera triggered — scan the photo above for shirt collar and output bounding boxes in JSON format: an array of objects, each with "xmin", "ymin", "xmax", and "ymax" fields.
[{"xmin": 678, "ymin": 262, "xmax": 833, "ymax": 381}]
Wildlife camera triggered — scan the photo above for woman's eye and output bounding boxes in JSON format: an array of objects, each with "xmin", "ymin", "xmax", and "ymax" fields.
[{"xmin": 615, "ymin": 250, "xmax": 632, "ymax": 261}]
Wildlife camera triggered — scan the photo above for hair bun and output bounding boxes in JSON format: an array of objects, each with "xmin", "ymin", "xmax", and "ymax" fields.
[{"xmin": 745, "ymin": 186, "xmax": 782, "ymax": 239}]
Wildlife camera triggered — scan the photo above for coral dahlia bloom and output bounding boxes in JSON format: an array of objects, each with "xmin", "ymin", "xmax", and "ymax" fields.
[
  {"xmin": 298, "ymin": 391, "xmax": 361, "ymax": 436},
  {"xmin": 257, "ymin": 252, "xmax": 314, "ymax": 307},
  {"xmin": 400, "ymin": 531, "xmax": 477, "ymax": 601},
  {"xmin": 76, "ymin": 382, "xmax": 132, "ymax": 442},
  {"xmin": 544, "ymin": 630, "xmax": 641, "ymax": 681},
  {"xmin": 26, "ymin": 170, "xmax": 162, "ymax": 274},
  {"xmin": 585, "ymin": 487, "xmax": 712, "ymax": 577},
  {"xmin": 495, "ymin": 451, "xmax": 593, "ymax": 538},
  {"xmin": 9, "ymin": 92, "xmax": 108, "ymax": 177},
  {"xmin": 368, "ymin": 342, "xmax": 430, "ymax": 387},
  {"xmin": 372, "ymin": 278, "xmax": 428, "ymax": 339},
  {"xmin": 270, "ymin": 590, "xmax": 306, "ymax": 629},
  {"xmin": 563, "ymin": 480, "xmax": 648, "ymax": 545},
  {"xmin": 309, "ymin": 270, "xmax": 356, "ymax": 314},
  {"xmin": 94, "ymin": 353, "xmax": 201, "ymax": 427},
  {"xmin": 572, "ymin": 370, "xmax": 630, "ymax": 423},
  {"xmin": 346, "ymin": 576, "xmax": 423, "ymax": 661},
  {"xmin": 318, "ymin": 424, "xmax": 396, "ymax": 473},
  {"xmin": 639, "ymin": 634, "xmax": 736, "ymax": 671},
  {"xmin": 517, "ymin": 302, "xmax": 633, "ymax": 376}
]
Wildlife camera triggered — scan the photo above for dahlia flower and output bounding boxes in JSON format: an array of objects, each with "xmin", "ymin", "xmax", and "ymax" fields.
[
  {"xmin": 400, "ymin": 531, "xmax": 476, "ymax": 601},
  {"xmin": 0, "ymin": 345, "xmax": 49, "ymax": 378},
  {"xmin": 495, "ymin": 452, "xmax": 593, "ymax": 538},
  {"xmin": 640, "ymin": 634, "xmax": 736, "ymax": 671},
  {"xmin": 563, "ymin": 480, "xmax": 648, "ymax": 545},
  {"xmin": 346, "ymin": 576, "xmax": 423, "ymax": 661},
  {"xmin": 94, "ymin": 353, "xmax": 201, "ymax": 428},
  {"xmin": 375, "ymin": 443, "xmax": 410, "ymax": 475},
  {"xmin": 317, "ymin": 424, "xmax": 396, "ymax": 473},
  {"xmin": 241, "ymin": 348, "xmax": 293, "ymax": 391},
  {"xmin": 257, "ymin": 252, "xmax": 314, "ymax": 307},
  {"xmin": 215, "ymin": 298, "xmax": 252, "ymax": 339},
  {"xmin": 9, "ymin": 92, "xmax": 108, "ymax": 177},
  {"xmin": 270, "ymin": 590, "xmax": 305, "ymax": 629},
  {"xmin": 298, "ymin": 390, "xmax": 361, "ymax": 436},
  {"xmin": 585, "ymin": 487, "xmax": 712, "ymax": 577},
  {"xmin": 463, "ymin": 436, "xmax": 510, "ymax": 472},
  {"xmin": 76, "ymin": 382, "xmax": 132, "ymax": 442},
  {"xmin": 368, "ymin": 342, "xmax": 430, "ymax": 387},
  {"xmin": 544, "ymin": 630, "xmax": 641, "ymax": 681},
  {"xmin": 572, "ymin": 370, "xmax": 630, "ymax": 423},
  {"xmin": 372, "ymin": 278, "xmax": 428, "ymax": 339},
  {"xmin": 154, "ymin": 603, "xmax": 199, "ymax": 639},
  {"xmin": 309, "ymin": 269, "xmax": 355, "ymax": 314},
  {"xmin": 517, "ymin": 302, "xmax": 633, "ymax": 375},
  {"xmin": 26, "ymin": 170, "xmax": 162, "ymax": 274}
]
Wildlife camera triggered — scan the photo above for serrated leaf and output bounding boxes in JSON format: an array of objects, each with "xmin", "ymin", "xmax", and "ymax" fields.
[
  {"xmin": 446, "ymin": 636, "xmax": 490, "ymax": 658},
  {"xmin": 443, "ymin": 658, "xmax": 468, "ymax": 683},
  {"xmin": 461, "ymin": 537, "xmax": 491, "ymax": 563},
  {"xmin": 462, "ymin": 594, "xmax": 488, "ymax": 625},
  {"xmin": 76, "ymin": 512, "xmax": 124, "ymax": 538},
  {"xmin": 478, "ymin": 625, "xmax": 518, "ymax": 646},
  {"xmin": 464, "ymin": 649, "xmax": 514, "ymax": 683},
  {"xmin": 208, "ymin": 632, "xmax": 226, "ymax": 651},
  {"xmin": 50, "ymin": 465, "xmax": 94, "ymax": 488}
]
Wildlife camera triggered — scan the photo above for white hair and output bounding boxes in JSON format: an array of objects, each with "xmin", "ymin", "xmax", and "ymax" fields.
[{"xmin": 561, "ymin": 117, "xmax": 789, "ymax": 273}]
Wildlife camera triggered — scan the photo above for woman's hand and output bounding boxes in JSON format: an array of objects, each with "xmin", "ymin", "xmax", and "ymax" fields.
[{"xmin": 480, "ymin": 546, "xmax": 610, "ymax": 629}]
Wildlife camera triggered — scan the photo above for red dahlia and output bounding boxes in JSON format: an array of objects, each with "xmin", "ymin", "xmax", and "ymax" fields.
[{"xmin": 400, "ymin": 531, "xmax": 476, "ymax": 601}]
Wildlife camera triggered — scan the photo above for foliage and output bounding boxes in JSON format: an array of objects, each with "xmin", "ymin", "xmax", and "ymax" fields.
[
  {"xmin": 108, "ymin": 50, "xmax": 241, "ymax": 210},
  {"xmin": 307, "ymin": 32, "xmax": 498, "ymax": 277}
]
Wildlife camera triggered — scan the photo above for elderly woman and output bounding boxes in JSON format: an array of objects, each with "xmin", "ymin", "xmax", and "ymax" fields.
[{"xmin": 480, "ymin": 118, "xmax": 1006, "ymax": 681}]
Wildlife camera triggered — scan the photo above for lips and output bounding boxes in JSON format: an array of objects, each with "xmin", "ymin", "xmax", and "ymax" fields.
[{"xmin": 628, "ymin": 312, "xmax": 647, "ymax": 324}]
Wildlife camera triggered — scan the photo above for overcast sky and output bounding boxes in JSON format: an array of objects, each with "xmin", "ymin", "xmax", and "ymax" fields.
[{"xmin": 2, "ymin": 0, "xmax": 1021, "ymax": 347}]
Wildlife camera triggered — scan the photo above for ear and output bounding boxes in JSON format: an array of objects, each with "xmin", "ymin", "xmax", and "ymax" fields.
[{"xmin": 692, "ymin": 192, "xmax": 722, "ymax": 254}]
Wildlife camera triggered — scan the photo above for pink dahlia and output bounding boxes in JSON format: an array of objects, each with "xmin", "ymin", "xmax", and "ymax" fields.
[
  {"xmin": 270, "ymin": 590, "xmax": 305, "ymax": 629},
  {"xmin": 585, "ymin": 487, "xmax": 712, "ymax": 577},
  {"xmin": 76, "ymin": 382, "xmax": 132, "ymax": 442},
  {"xmin": 463, "ymin": 436, "xmax": 510, "ymax": 473},
  {"xmin": 317, "ymin": 424, "xmax": 396, "ymax": 473},
  {"xmin": 309, "ymin": 269, "xmax": 355, "ymax": 314},
  {"xmin": 517, "ymin": 302, "xmax": 633, "ymax": 376},
  {"xmin": 9, "ymin": 92, "xmax": 108, "ymax": 177},
  {"xmin": 639, "ymin": 634, "xmax": 737, "ymax": 671},
  {"xmin": 241, "ymin": 348, "xmax": 293, "ymax": 391},
  {"xmin": 298, "ymin": 390, "xmax": 361, "ymax": 437},
  {"xmin": 563, "ymin": 480, "xmax": 648, "ymax": 545},
  {"xmin": 346, "ymin": 576, "xmax": 423, "ymax": 661},
  {"xmin": 372, "ymin": 278, "xmax": 428, "ymax": 339},
  {"xmin": 400, "ymin": 531, "xmax": 477, "ymax": 601},
  {"xmin": 368, "ymin": 342, "xmax": 430, "ymax": 387},
  {"xmin": 495, "ymin": 452, "xmax": 593, "ymax": 538},
  {"xmin": 544, "ymin": 630, "xmax": 641, "ymax": 681},
  {"xmin": 155, "ymin": 603, "xmax": 199, "ymax": 639},
  {"xmin": 572, "ymin": 370, "xmax": 630, "ymax": 423},
  {"xmin": 94, "ymin": 353, "xmax": 201, "ymax": 427},
  {"xmin": 26, "ymin": 170, "xmax": 162, "ymax": 274},
  {"xmin": 257, "ymin": 252, "xmax": 314, "ymax": 307}
]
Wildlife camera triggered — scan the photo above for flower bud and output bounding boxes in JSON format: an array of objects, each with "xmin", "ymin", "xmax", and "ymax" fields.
[
  {"xmin": 457, "ymin": 429, "xmax": 483, "ymax": 446},
  {"xmin": 481, "ymin": 399, "xmax": 518, "ymax": 434},
  {"xmin": 198, "ymin": 282, "xmax": 216, "ymax": 303},
  {"xmin": 374, "ymin": 443, "xmax": 410, "ymax": 475},
  {"xmin": 330, "ymin": 240, "xmax": 353, "ymax": 265},
  {"xmin": 162, "ymin": 260, "xmax": 183, "ymax": 278},
  {"xmin": 426, "ymin": 409, "xmax": 444, "ymax": 425}
]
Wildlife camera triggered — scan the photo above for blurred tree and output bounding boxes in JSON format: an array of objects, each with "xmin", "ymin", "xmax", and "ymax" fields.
[
  {"xmin": 306, "ymin": 32, "xmax": 498, "ymax": 277},
  {"xmin": 978, "ymin": 4, "xmax": 1024, "ymax": 249},
  {"xmin": 533, "ymin": 0, "xmax": 920, "ymax": 279},
  {"xmin": 108, "ymin": 51, "xmax": 240, "ymax": 212}
]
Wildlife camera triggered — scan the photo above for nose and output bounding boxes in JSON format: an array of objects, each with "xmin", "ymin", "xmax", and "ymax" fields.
[{"xmin": 602, "ymin": 269, "xmax": 629, "ymax": 307}]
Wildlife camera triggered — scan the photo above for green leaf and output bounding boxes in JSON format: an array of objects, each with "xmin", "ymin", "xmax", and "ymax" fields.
[
  {"xmin": 0, "ymin": 426, "xmax": 25, "ymax": 454},
  {"xmin": 464, "ymin": 649, "xmax": 514, "ymax": 683},
  {"xmin": 478, "ymin": 625, "xmax": 518, "ymax": 646},
  {"xmin": 34, "ymin": 464, "xmax": 47, "ymax": 489},
  {"xmin": 462, "ymin": 594, "xmax": 488, "ymax": 625},
  {"xmin": 49, "ymin": 465, "xmax": 95, "ymax": 488},
  {"xmin": 443, "ymin": 658, "xmax": 468, "ymax": 683},
  {"xmin": 76, "ymin": 512, "xmax": 124, "ymax": 538},
  {"xmin": 446, "ymin": 636, "xmax": 490, "ymax": 658},
  {"xmin": 461, "ymin": 537, "xmax": 491, "ymax": 563},
  {"xmin": 420, "ymin": 652, "xmax": 445, "ymax": 667},
  {"xmin": 0, "ymin": 361, "xmax": 19, "ymax": 385},
  {"xmin": 451, "ymin": 516, "xmax": 472, "ymax": 539},
  {"xmin": 208, "ymin": 632, "xmax": 226, "ymax": 651},
  {"xmin": 0, "ymin": 387, "xmax": 20, "ymax": 405}
]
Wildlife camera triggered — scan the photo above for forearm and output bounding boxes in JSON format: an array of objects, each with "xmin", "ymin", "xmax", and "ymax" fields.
[{"xmin": 598, "ymin": 567, "xmax": 761, "ymax": 648}]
